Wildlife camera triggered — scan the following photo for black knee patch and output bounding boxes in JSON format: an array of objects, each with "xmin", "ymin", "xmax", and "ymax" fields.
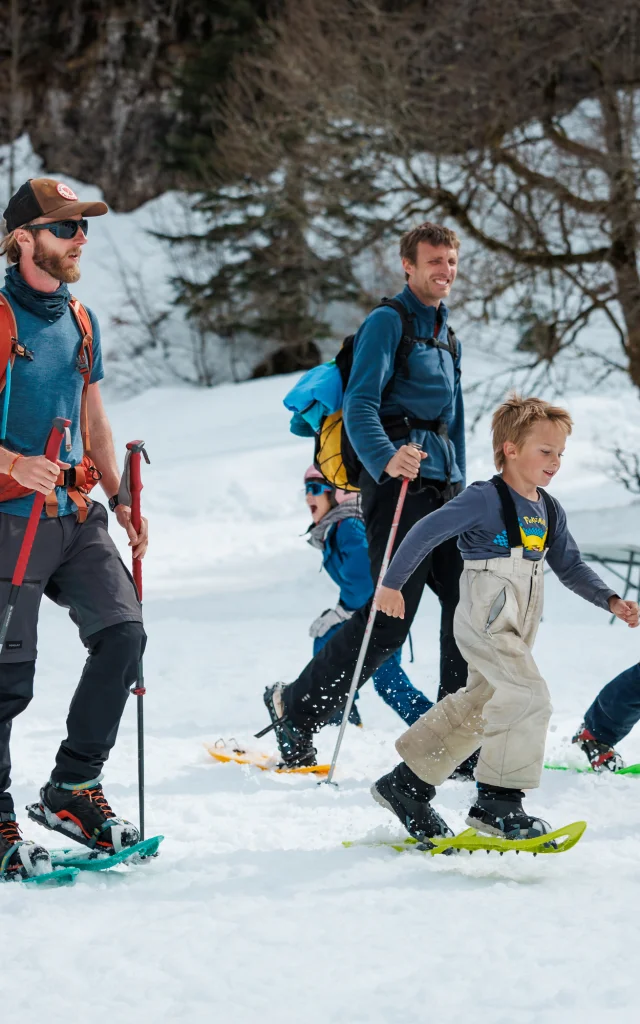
[
  {"xmin": 84, "ymin": 621, "xmax": 146, "ymax": 660},
  {"xmin": 0, "ymin": 660, "xmax": 36, "ymax": 720}
]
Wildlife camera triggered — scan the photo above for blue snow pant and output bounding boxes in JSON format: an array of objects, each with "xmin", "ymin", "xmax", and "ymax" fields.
[
  {"xmin": 313, "ymin": 623, "xmax": 432, "ymax": 726},
  {"xmin": 584, "ymin": 662, "xmax": 640, "ymax": 746}
]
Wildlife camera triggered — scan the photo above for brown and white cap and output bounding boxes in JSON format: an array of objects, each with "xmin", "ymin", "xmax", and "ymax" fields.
[{"xmin": 3, "ymin": 178, "xmax": 108, "ymax": 233}]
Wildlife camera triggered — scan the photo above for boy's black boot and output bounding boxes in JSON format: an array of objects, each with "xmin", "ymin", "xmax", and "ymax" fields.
[
  {"xmin": 371, "ymin": 761, "xmax": 454, "ymax": 844},
  {"xmin": 467, "ymin": 784, "xmax": 551, "ymax": 839},
  {"xmin": 449, "ymin": 749, "xmax": 479, "ymax": 781},
  {"xmin": 572, "ymin": 723, "xmax": 625, "ymax": 772},
  {"xmin": 263, "ymin": 684, "xmax": 317, "ymax": 767},
  {"xmin": 0, "ymin": 812, "xmax": 51, "ymax": 878}
]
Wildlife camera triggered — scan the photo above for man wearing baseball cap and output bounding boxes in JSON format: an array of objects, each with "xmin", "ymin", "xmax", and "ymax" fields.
[{"xmin": 0, "ymin": 179, "xmax": 148, "ymax": 878}]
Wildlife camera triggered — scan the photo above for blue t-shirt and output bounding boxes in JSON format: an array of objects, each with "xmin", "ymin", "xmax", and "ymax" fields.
[{"xmin": 0, "ymin": 291, "xmax": 104, "ymax": 517}]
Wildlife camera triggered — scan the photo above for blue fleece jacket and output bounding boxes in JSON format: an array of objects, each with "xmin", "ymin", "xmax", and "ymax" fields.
[
  {"xmin": 322, "ymin": 518, "xmax": 373, "ymax": 611},
  {"xmin": 343, "ymin": 285, "xmax": 465, "ymax": 485}
]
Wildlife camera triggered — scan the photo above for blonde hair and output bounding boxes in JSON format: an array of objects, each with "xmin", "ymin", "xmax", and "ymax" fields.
[
  {"xmin": 0, "ymin": 231, "xmax": 22, "ymax": 265},
  {"xmin": 492, "ymin": 393, "xmax": 573, "ymax": 470}
]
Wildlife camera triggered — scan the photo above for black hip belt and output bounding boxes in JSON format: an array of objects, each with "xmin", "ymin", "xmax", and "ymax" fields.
[{"xmin": 382, "ymin": 415, "xmax": 449, "ymax": 444}]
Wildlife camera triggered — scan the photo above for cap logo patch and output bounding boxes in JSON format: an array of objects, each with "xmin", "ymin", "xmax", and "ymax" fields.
[{"xmin": 56, "ymin": 183, "xmax": 78, "ymax": 201}]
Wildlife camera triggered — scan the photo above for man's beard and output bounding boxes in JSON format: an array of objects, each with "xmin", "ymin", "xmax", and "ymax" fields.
[{"xmin": 33, "ymin": 234, "xmax": 81, "ymax": 284}]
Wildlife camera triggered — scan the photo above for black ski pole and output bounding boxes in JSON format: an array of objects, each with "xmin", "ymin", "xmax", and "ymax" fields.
[{"xmin": 125, "ymin": 439, "xmax": 150, "ymax": 840}]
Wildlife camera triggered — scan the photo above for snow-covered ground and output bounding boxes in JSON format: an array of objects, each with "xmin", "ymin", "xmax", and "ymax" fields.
[{"xmin": 5, "ymin": 372, "xmax": 640, "ymax": 1024}]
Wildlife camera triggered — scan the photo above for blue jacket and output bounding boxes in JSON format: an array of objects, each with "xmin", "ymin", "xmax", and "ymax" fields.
[
  {"xmin": 322, "ymin": 518, "xmax": 373, "ymax": 611},
  {"xmin": 343, "ymin": 285, "xmax": 465, "ymax": 485}
]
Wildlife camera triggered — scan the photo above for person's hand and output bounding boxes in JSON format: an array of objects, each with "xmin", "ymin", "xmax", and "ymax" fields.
[
  {"xmin": 10, "ymin": 455, "xmax": 71, "ymax": 495},
  {"xmin": 385, "ymin": 445, "xmax": 427, "ymax": 480},
  {"xmin": 115, "ymin": 504, "xmax": 149, "ymax": 559},
  {"xmin": 376, "ymin": 585, "xmax": 405, "ymax": 618},
  {"xmin": 609, "ymin": 596, "xmax": 639, "ymax": 627}
]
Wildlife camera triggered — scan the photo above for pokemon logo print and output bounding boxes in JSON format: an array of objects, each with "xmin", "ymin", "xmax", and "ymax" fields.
[{"xmin": 493, "ymin": 514, "xmax": 548, "ymax": 552}]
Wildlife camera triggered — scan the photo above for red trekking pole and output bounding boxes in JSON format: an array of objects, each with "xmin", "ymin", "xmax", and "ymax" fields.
[
  {"xmin": 125, "ymin": 440, "xmax": 150, "ymax": 839},
  {"xmin": 0, "ymin": 417, "xmax": 71, "ymax": 654}
]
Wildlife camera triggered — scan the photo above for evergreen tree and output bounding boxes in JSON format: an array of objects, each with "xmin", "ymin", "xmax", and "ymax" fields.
[
  {"xmin": 165, "ymin": 139, "xmax": 366, "ymax": 378},
  {"xmin": 163, "ymin": 13, "xmax": 372, "ymax": 380}
]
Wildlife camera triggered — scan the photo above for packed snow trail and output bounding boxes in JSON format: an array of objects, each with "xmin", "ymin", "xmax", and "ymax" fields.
[{"xmin": 6, "ymin": 377, "xmax": 640, "ymax": 1024}]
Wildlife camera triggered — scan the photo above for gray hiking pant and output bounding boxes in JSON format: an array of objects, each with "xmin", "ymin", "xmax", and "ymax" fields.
[
  {"xmin": 0, "ymin": 502, "xmax": 145, "ymax": 811},
  {"xmin": 396, "ymin": 548, "xmax": 551, "ymax": 790}
]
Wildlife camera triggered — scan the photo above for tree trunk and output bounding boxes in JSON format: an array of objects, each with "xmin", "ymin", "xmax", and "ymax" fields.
[{"xmin": 601, "ymin": 89, "xmax": 640, "ymax": 388}]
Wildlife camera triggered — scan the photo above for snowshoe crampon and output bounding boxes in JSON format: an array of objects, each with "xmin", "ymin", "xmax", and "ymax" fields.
[
  {"xmin": 50, "ymin": 835, "xmax": 164, "ymax": 871},
  {"xmin": 345, "ymin": 821, "xmax": 587, "ymax": 857},
  {"xmin": 545, "ymin": 761, "xmax": 640, "ymax": 776},
  {"xmin": 18, "ymin": 867, "xmax": 79, "ymax": 887},
  {"xmin": 206, "ymin": 739, "xmax": 330, "ymax": 775}
]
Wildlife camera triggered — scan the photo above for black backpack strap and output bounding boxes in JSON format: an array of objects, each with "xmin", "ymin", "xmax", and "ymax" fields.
[
  {"xmin": 424, "ymin": 327, "xmax": 458, "ymax": 361},
  {"xmin": 492, "ymin": 475, "xmax": 522, "ymax": 549},
  {"xmin": 538, "ymin": 487, "xmax": 557, "ymax": 549},
  {"xmin": 376, "ymin": 297, "xmax": 416, "ymax": 382},
  {"xmin": 446, "ymin": 326, "xmax": 459, "ymax": 361}
]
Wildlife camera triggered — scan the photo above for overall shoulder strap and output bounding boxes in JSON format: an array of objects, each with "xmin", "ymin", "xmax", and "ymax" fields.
[
  {"xmin": 492, "ymin": 475, "xmax": 522, "ymax": 548},
  {"xmin": 537, "ymin": 487, "xmax": 557, "ymax": 549},
  {"xmin": 69, "ymin": 298, "xmax": 94, "ymax": 454}
]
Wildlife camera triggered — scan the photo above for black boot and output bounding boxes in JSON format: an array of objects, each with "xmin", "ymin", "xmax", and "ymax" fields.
[
  {"xmin": 0, "ymin": 812, "xmax": 51, "ymax": 878},
  {"xmin": 327, "ymin": 702, "xmax": 363, "ymax": 728},
  {"xmin": 572, "ymin": 723, "xmax": 625, "ymax": 772},
  {"xmin": 371, "ymin": 761, "xmax": 454, "ymax": 844},
  {"xmin": 449, "ymin": 749, "xmax": 479, "ymax": 781},
  {"xmin": 263, "ymin": 684, "xmax": 317, "ymax": 767},
  {"xmin": 27, "ymin": 778, "xmax": 139, "ymax": 852},
  {"xmin": 467, "ymin": 784, "xmax": 551, "ymax": 839}
]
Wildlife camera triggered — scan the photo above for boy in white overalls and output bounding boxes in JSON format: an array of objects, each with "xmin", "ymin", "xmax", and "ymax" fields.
[{"xmin": 372, "ymin": 394, "xmax": 639, "ymax": 844}]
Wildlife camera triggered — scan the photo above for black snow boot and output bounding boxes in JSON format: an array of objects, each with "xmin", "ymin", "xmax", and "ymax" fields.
[
  {"xmin": 572, "ymin": 723, "xmax": 625, "ymax": 772},
  {"xmin": 448, "ymin": 749, "xmax": 479, "ymax": 782},
  {"xmin": 27, "ymin": 778, "xmax": 139, "ymax": 853},
  {"xmin": 467, "ymin": 784, "xmax": 551, "ymax": 839},
  {"xmin": 371, "ymin": 761, "xmax": 454, "ymax": 846},
  {"xmin": 263, "ymin": 684, "xmax": 317, "ymax": 768},
  {"xmin": 0, "ymin": 812, "xmax": 51, "ymax": 879}
]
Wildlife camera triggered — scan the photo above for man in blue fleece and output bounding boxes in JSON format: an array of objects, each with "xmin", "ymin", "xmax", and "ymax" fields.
[{"xmin": 265, "ymin": 222, "xmax": 470, "ymax": 768}]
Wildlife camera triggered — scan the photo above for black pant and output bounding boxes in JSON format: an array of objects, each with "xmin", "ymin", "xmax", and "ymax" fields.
[
  {"xmin": 285, "ymin": 471, "xmax": 467, "ymax": 729},
  {"xmin": 0, "ymin": 621, "xmax": 146, "ymax": 813},
  {"xmin": 0, "ymin": 504, "xmax": 146, "ymax": 814}
]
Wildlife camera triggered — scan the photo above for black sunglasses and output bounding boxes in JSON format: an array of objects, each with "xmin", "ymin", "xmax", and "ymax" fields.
[{"xmin": 24, "ymin": 218, "xmax": 89, "ymax": 240}]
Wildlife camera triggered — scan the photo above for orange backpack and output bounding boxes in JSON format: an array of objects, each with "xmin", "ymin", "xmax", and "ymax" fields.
[{"xmin": 0, "ymin": 293, "xmax": 101, "ymax": 522}]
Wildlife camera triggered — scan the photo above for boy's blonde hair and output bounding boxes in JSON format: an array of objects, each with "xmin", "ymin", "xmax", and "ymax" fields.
[{"xmin": 492, "ymin": 394, "xmax": 573, "ymax": 470}]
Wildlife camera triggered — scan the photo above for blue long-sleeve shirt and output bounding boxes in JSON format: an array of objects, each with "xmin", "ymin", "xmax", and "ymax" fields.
[
  {"xmin": 383, "ymin": 479, "xmax": 617, "ymax": 612},
  {"xmin": 343, "ymin": 285, "xmax": 465, "ymax": 485},
  {"xmin": 322, "ymin": 518, "xmax": 374, "ymax": 611}
]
